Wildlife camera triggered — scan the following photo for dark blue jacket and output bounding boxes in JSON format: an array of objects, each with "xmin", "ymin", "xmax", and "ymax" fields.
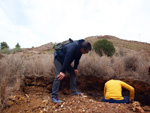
[{"xmin": 54, "ymin": 39, "xmax": 85, "ymax": 73}]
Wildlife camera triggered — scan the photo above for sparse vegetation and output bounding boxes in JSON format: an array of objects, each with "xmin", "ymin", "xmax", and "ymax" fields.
[
  {"xmin": 12, "ymin": 47, "xmax": 22, "ymax": 53},
  {"xmin": 1, "ymin": 35, "xmax": 150, "ymax": 112},
  {"xmin": 0, "ymin": 48, "xmax": 11, "ymax": 54},
  {"xmin": 0, "ymin": 42, "xmax": 22, "ymax": 54},
  {"xmin": 0, "ymin": 48, "xmax": 22, "ymax": 54}
]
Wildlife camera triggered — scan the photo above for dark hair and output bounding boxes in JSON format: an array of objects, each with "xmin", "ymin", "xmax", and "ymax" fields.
[
  {"xmin": 81, "ymin": 41, "xmax": 91, "ymax": 50},
  {"xmin": 110, "ymin": 75, "xmax": 118, "ymax": 80}
]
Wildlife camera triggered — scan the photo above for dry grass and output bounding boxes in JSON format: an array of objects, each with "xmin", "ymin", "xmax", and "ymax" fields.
[
  {"xmin": 24, "ymin": 54, "xmax": 55, "ymax": 79},
  {"xmin": 78, "ymin": 51, "xmax": 114, "ymax": 78},
  {"xmin": 111, "ymin": 56, "xmax": 125, "ymax": 77},
  {"xmin": 79, "ymin": 51, "xmax": 150, "ymax": 82},
  {"xmin": 0, "ymin": 77, "xmax": 6, "ymax": 112},
  {"xmin": 0, "ymin": 55, "xmax": 24, "ymax": 111}
]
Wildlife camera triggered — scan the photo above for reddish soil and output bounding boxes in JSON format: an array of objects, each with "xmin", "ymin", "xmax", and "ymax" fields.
[{"xmin": 2, "ymin": 86, "xmax": 146, "ymax": 113}]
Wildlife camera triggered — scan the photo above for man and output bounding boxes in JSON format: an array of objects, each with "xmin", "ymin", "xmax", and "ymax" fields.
[
  {"xmin": 52, "ymin": 39, "xmax": 91, "ymax": 103},
  {"xmin": 102, "ymin": 79, "xmax": 134, "ymax": 103}
]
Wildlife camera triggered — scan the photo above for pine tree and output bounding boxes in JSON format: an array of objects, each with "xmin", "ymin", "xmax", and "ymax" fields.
[
  {"xmin": 15, "ymin": 43, "xmax": 21, "ymax": 48},
  {"xmin": 0, "ymin": 42, "xmax": 9, "ymax": 50}
]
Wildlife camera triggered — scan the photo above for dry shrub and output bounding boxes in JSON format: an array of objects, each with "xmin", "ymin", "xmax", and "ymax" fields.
[
  {"xmin": 24, "ymin": 53, "xmax": 55, "ymax": 80},
  {"xmin": 115, "ymin": 47, "xmax": 127, "ymax": 57},
  {"xmin": 122, "ymin": 52, "xmax": 150, "ymax": 82},
  {"xmin": 136, "ymin": 53, "xmax": 150, "ymax": 82},
  {"xmin": 124, "ymin": 53, "xmax": 138, "ymax": 71},
  {"xmin": 79, "ymin": 51, "xmax": 150, "ymax": 83},
  {"xmin": 0, "ymin": 54, "xmax": 25, "ymax": 110},
  {"xmin": 0, "ymin": 77, "xmax": 6, "ymax": 112},
  {"xmin": 111, "ymin": 56, "xmax": 125, "ymax": 77},
  {"xmin": 3, "ymin": 55, "xmax": 25, "ymax": 90},
  {"xmin": 0, "ymin": 60, "xmax": 7, "ymax": 111},
  {"xmin": 78, "ymin": 51, "xmax": 114, "ymax": 78}
]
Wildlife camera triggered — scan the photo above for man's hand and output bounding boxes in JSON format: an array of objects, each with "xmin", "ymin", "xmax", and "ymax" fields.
[
  {"xmin": 74, "ymin": 69, "xmax": 78, "ymax": 76},
  {"xmin": 57, "ymin": 72, "xmax": 65, "ymax": 80}
]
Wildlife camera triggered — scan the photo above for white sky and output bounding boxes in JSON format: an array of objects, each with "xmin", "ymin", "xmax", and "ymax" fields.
[{"xmin": 0, "ymin": 0, "xmax": 150, "ymax": 48}]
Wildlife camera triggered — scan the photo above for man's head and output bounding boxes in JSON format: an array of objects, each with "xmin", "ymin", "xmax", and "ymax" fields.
[
  {"xmin": 109, "ymin": 75, "xmax": 118, "ymax": 80},
  {"xmin": 80, "ymin": 41, "xmax": 91, "ymax": 54}
]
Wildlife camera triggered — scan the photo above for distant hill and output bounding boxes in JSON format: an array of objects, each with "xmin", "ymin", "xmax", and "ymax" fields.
[
  {"xmin": 17, "ymin": 35, "xmax": 150, "ymax": 55},
  {"xmin": 85, "ymin": 35, "xmax": 150, "ymax": 52}
]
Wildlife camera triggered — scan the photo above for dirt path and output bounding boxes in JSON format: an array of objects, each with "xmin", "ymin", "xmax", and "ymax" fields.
[{"xmin": 1, "ymin": 86, "xmax": 148, "ymax": 113}]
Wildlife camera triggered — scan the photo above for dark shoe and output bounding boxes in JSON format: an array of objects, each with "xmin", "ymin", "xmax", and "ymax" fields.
[
  {"xmin": 51, "ymin": 97, "xmax": 62, "ymax": 103},
  {"xmin": 71, "ymin": 91, "xmax": 83, "ymax": 95}
]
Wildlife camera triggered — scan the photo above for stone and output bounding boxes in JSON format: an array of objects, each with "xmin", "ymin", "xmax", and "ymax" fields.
[
  {"xmin": 135, "ymin": 106, "xmax": 145, "ymax": 113},
  {"xmin": 6, "ymin": 100, "xmax": 14, "ymax": 107}
]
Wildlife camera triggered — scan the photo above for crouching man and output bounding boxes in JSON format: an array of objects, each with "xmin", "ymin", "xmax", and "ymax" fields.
[
  {"xmin": 52, "ymin": 39, "xmax": 91, "ymax": 103},
  {"xmin": 102, "ymin": 79, "xmax": 135, "ymax": 103}
]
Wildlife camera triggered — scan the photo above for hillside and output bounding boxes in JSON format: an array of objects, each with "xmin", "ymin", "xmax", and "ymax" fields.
[
  {"xmin": 18, "ymin": 35, "xmax": 150, "ymax": 54},
  {"xmin": 85, "ymin": 35, "xmax": 150, "ymax": 52},
  {"xmin": 1, "ymin": 35, "xmax": 150, "ymax": 113}
]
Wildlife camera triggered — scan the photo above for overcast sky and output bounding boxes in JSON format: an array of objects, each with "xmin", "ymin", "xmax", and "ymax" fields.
[{"xmin": 0, "ymin": 0, "xmax": 150, "ymax": 48}]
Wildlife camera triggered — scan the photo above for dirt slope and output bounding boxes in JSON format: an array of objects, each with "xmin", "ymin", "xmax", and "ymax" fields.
[{"xmin": 2, "ymin": 86, "xmax": 149, "ymax": 113}]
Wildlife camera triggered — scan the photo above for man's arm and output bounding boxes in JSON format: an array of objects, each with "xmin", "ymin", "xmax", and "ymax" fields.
[
  {"xmin": 120, "ymin": 81, "xmax": 135, "ymax": 100},
  {"xmin": 74, "ymin": 54, "xmax": 82, "ymax": 70},
  {"xmin": 60, "ymin": 45, "xmax": 76, "ymax": 73}
]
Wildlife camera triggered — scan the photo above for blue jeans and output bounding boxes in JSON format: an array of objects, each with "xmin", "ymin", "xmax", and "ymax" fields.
[
  {"xmin": 52, "ymin": 55, "xmax": 77, "ymax": 98},
  {"xmin": 102, "ymin": 96, "xmax": 130, "ymax": 103}
]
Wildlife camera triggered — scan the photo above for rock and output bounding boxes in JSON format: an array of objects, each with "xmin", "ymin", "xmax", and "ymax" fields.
[
  {"xmin": 89, "ymin": 99, "xmax": 94, "ymax": 103},
  {"xmin": 8, "ymin": 95, "xmax": 26, "ymax": 104},
  {"xmin": 25, "ymin": 94, "xmax": 30, "ymax": 99},
  {"xmin": 132, "ymin": 101, "xmax": 140, "ymax": 111},
  {"xmin": 135, "ymin": 106, "xmax": 145, "ymax": 113},
  {"xmin": 8, "ymin": 96, "xmax": 16, "ymax": 101},
  {"xmin": 78, "ymin": 109, "xmax": 82, "ymax": 112},
  {"xmin": 39, "ymin": 110, "xmax": 44, "ymax": 113},
  {"xmin": 118, "ymin": 105, "xmax": 124, "ymax": 110},
  {"xmin": 42, "ymin": 100, "xmax": 49, "ymax": 105},
  {"xmin": 6, "ymin": 100, "xmax": 14, "ymax": 107},
  {"xmin": 132, "ymin": 101, "xmax": 145, "ymax": 113},
  {"xmin": 142, "ymin": 106, "xmax": 150, "ymax": 111},
  {"xmin": 19, "ymin": 96, "xmax": 25, "ymax": 101},
  {"xmin": 52, "ymin": 103, "xmax": 60, "ymax": 109},
  {"xmin": 46, "ymin": 84, "xmax": 52, "ymax": 91}
]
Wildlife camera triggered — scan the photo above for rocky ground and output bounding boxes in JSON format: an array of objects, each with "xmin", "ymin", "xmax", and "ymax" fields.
[{"xmin": 2, "ymin": 86, "xmax": 150, "ymax": 113}]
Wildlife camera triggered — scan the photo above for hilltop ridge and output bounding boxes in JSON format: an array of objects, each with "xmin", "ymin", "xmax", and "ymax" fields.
[{"xmin": 25, "ymin": 35, "xmax": 150, "ymax": 54}]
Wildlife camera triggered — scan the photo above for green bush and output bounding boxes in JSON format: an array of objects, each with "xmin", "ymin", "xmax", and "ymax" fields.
[
  {"xmin": 12, "ymin": 47, "xmax": 22, "ymax": 53},
  {"xmin": 15, "ymin": 43, "xmax": 21, "ymax": 48},
  {"xmin": 93, "ymin": 39, "xmax": 115, "ymax": 57},
  {"xmin": 0, "ymin": 48, "xmax": 11, "ymax": 54}
]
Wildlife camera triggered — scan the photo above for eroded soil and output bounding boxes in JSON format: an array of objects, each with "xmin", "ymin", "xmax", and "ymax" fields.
[{"xmin": 2, "ymin": 86, "xmax": 150, "ymax": 113}]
